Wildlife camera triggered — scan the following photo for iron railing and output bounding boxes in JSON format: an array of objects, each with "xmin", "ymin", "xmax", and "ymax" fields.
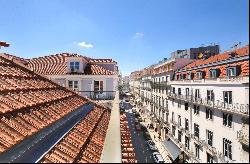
[
  {"xmin": 78, "ymin": 91, "xmax": 116, "ymax": 100},
  {"xmin": 167, "ymin": 92, "xmax": 249, "ymax": 116}
]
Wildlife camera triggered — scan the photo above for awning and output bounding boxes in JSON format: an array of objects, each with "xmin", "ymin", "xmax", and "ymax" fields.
[{"xmin": 162, "ymin": 138, "xmax": 181, "ymax": 161}]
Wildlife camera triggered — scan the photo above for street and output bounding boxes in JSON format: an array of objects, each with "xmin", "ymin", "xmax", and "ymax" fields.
[{"xmin": 122, "ymin": 101, "xmax": 155, "ymax": 163}]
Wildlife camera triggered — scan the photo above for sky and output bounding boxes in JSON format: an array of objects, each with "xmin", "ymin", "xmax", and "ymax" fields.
[{"xmin": 0, "ymin": 0, "xmax": 249, "ymax": 76}]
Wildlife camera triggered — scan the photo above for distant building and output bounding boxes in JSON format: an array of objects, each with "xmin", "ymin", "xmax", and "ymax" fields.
[{"xmin": 171, "ymin": 45, "xmax": 220, "ymax": 59}]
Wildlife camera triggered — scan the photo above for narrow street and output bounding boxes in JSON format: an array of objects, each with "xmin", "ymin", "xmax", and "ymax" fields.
[{"xmin": 123, "ymin": 101, "xmax": 155, "ymax": 163}]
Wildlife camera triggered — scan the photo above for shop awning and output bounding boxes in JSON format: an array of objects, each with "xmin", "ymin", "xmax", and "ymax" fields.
[{"xmin": 162, "ymin": 138, "xmax": 181, "ymax": 161}]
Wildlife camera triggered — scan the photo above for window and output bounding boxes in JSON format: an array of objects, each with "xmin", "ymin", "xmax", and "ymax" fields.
[
  {"xmin": 178, "ymin": 88, "xmax": 181, "ymax": 95},
  {"xmin": 226, "ymin": 67, "xmax": 236, "ymax": 77},
  {"xmin": 210, "ymin": 69, "xmax": 217, "ymax": 78},
  {"xmin": 185, "ymin": 118, "xmax": 189, "ymax": 131},
  {"xmin": 186, "ymin": 88, "xmax": 190, "ymax": 96},
  {"xmin": 172, "ymin": 87, "xmax": 175, "ymax": 94},
  {"xmin": 185, "ymin": 103, "xmax": 188, "ymax": 111},
  {"xmin": 172, "ymin": 112, "xmax": 174, "ymax": 122},
  {"xmin": 178, "ymin": 115, "xmax": 181, "ymax": 126},
  {"xmin": 207, "ymin": 90, "xmax": 214, "ymax": 101},
  {"xmin": 206, "ymin": 108, "xmax": 213, "ymax": 120},
  {"xmin": 196, "ymin": 71, "xmax": 204, "ymax": 79},
  {"xmin": 178, "ymin": 130, "xmax": 182, "ymax": 142},
  {"xmin": 94, "ymin": 81, "xmax": 103, "ymax": 91},
  {"xmin": 195, "ymin": 89, "xmax": 200, "ymax": 100},
  {"xmin": 70, "ymin": 62, "xmax": 80, "ymax": 72},
  {"xmin": 223, "ymin": 113, "xmax": 233, "ymax": 128},
  {"xmin": 187, "ymin": 72, "xmax": 193, "ymax": 80},
  {"xmin": 185, "ymin": 136, "xmax": 190, "ymax": 150},
  {"xmin": 223, "ymin": 138, "xmax": 232, "ymax": 160},
  {"xmin": 172, "ymin": 126, "xmax": 176, "ymax": 136},
  {"xmin": 207, "ymin": 153, "xmax": 214, "ymax": 163},
  {"xmin": 207, "ymin": 130, "xmax": 213, "ymax": 146},
  {"xmin": 68, "ymin": 81, "xmax": 78, "ymax": 91},
  {"xmin": 224, "ymin": 91, "xmax": 232, "ymax": 104},
  {"xmin": 195, "ymin": 143, "xmax": 200, "ymax": 159},
  {"xmin": 177, "ymin": 100, "xmax": 181, "ymax": 108},
  {"xmin": 194, "ymin": 105, "xmax": 200, "ymax": 115},
  {"xmin": 194, "ymin": 123, "xmax": 199, "ymax": 138}
]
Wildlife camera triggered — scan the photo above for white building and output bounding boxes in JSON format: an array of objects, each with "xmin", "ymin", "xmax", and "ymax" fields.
[
  {"xmin": 25, "ymin": 53, "xmax": 119, "ymax": 100},
  {"xmin": 131, "ymin": 45, "xmax": 249, "ymax": 163},
  {"xmin": 166, "ymin": 45, "xmax": 249, "ymax": 163}
]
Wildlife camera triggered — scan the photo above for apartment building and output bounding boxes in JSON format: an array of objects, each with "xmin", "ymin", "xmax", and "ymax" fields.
[
  {"xmin": 139, "ymin": 58, "xmax": 194, "ymax": 141},
  {"xmin": 130, "ymin": 45, "xmax": 249, "ymax": 163},
  {"xmin": 167, "ymin": 45, "xmax": 249, "ymax": 163},
  {"xmin": 23, "ymin": 53, "xmax": 119, "ymax": 100},
  {"xmin": 129, "ymin": 70, "xmax": 142, "ymax": 101}
]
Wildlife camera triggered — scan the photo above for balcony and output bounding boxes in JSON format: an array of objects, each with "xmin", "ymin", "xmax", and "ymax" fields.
[
  {"xmin": 167, "ymin": 92, "xmax": 249, "ymax": 116},
  {"xmin": 78, "ymin": 91, "xmax": 116, "ymax": 100},
  {"xmin": 170, "ymin": 76, "xmax": 249, "ymax": 85},
  {"xmin": 151, "ymin": 81, "xmax": 169, "ymax": 87},
  {"xmin": 204, "ymin": 143, "xmax": 217, "ymax": 156},
  {"xmin": 237, "ymin": 130, "xmax": 249, "ymax": 147},
  {"xmin": 185, "ymin": 129, "xmax": 191, "ymax": 138},
  {"xmin": 170, "ymin": 120, "xmax": 177, "ymax": 126}
]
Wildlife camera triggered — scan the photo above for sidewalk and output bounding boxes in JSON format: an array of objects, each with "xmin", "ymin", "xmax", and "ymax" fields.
[{"xmin": 136, "ymin": 105, "xmax": 172, "ymax": 163}]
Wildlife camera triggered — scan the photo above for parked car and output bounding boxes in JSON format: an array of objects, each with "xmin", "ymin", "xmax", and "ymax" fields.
[
  {"xmin": 146, "ymin": 140, "xmax": 158, "ymax": 151},
  {"xmin": 143, "ymin": 132, "xmax": 152, "ymax": 140},
  {"xmin": 152, "ymin": 152, "xmax": 165, "ymax": 163}
]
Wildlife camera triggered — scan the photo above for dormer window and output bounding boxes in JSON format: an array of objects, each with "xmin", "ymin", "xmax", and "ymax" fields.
[
  {"xmin": 226, "ymin": 67, "xmax": 237, "ymax": 78},
  {"xmin": 180, "ymin": 74, "xmax": 186, "ymax": 80},
  {"xmin": 196, "ymin": 71, "xmax": 204, "ymax": 79},
  {"xmin": 187, "ymin": 72, "xmax": 193, "ymax": 80},
  {"xmin": 210, "ymin": 69, "xmax": 218, "ymax": 78},
  {"xmin": 70, "ymin": 62, "xmax": 80, "ymax": 72}
]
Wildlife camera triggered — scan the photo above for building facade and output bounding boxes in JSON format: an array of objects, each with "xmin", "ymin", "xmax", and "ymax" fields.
[
  {"xmin": 130, "ymin": 45, "xmax": 249, "ymax": 163},
  {"xmin": 25, "ymin": 53, "xmax": 119, "ymax": 100}
]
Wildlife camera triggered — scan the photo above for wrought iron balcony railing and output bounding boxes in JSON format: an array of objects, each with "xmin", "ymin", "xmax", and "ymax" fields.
[
  {"xmin": 78, "ymin": 91, "xmax": 116, "ymax": 100},
  {"xmin": 167, "ymin": 92, "xmax": 249, "ymax": 116}
]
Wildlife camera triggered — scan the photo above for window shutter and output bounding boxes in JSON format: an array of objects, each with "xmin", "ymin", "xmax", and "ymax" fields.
[
  {"xmin": 236, "ymin": 65, "xmax": 241, "ymax": 76},
  {"xmin": 216, "ymin": 69, "xmax": 221, "ymax": 77},
  {"xmin": 202, "ymin": 71, "xmax": 206, "ymax": 78},
  {"xmin": 228, "ymin": 115, "xmax": 232, "ymax": 127},
  {"xmin": 223, "ymin": 113, "xmax": 227, "ymax": 125},
  {"xmin": 206, "ymin": 108, "xmax": 209, "ymax": 118}
]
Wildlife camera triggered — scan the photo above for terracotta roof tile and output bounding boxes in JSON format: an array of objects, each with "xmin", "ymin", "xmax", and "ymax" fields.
[
  {"xmin": 26, "ymin": 53, "xmax": 114, "ymax": 75},
  {"xmin": 0, "ymin": 55, "xmax": 111, "ymax": 162},
  {"xmin": 184, "ymin": 45, "xmax": 249, "ymax": 69}
]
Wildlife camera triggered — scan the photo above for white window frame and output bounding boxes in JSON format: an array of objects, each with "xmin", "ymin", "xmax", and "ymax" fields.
[
  {"xmin": 210, "ymin": 69, "xmax": 217, "ymax": 78},
  {"xmin": 68, "ymin": 80, "xmax": 79, "ymax": 91},
  {"xmin": 70, "ymin": 61, "xmax": 80, "ymax": 72}
]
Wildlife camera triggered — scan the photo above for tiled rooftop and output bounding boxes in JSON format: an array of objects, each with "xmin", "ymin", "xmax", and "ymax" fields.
[
  {"xmin": 183, "ymin": 45, "xmax": 249, "ymax": 69},
  {"xmin": 120, "ymin": 114, "xmax": 137, "ymax": 163},
  {"xmin": 26, "ymin": 53, "xmax": 115, "ymax": 75},
  {"xmin": 0, "ymin": 55, "xmax": 111, "ymax": 162},
  {"xmin": 174, "ymin": 45, "xmax": 249, "ymax": 80}
]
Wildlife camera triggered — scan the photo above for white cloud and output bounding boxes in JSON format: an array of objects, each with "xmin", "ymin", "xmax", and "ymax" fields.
[
  {"xmin": 76, "ymin": 41, "xmax": 94, "ymax": 48},
  {"xmin": 133, "ymin": 32, "xmax": 144, "ymax": 39}
]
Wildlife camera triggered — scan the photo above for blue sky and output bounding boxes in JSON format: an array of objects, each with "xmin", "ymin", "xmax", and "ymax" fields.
[{"xmin": 0, "ymin": 0, "xmax": 249, "ymax": 76}]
